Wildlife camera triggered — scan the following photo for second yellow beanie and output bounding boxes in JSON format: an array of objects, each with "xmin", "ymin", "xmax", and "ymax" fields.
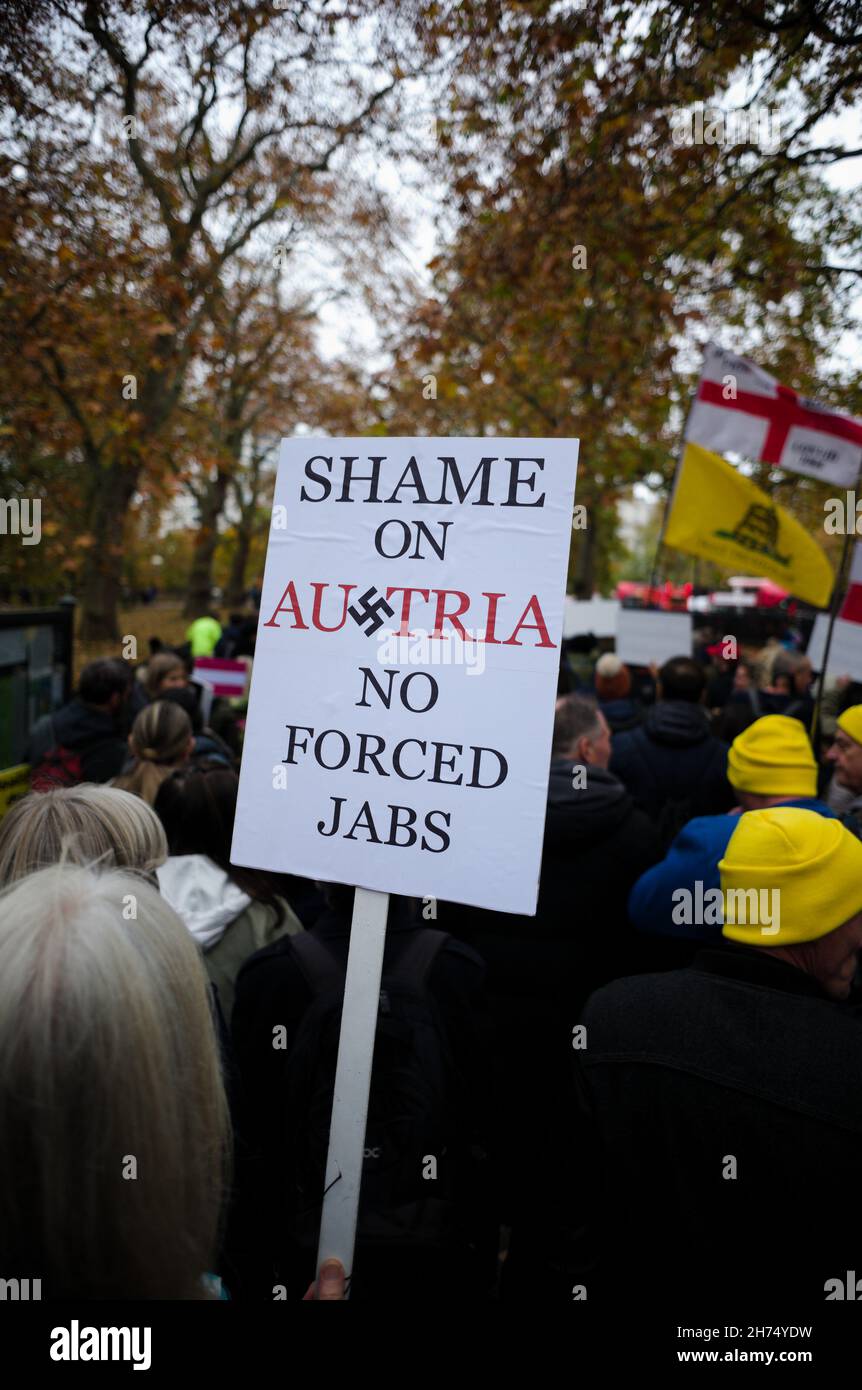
[{"xmin": 727, "ymin": 715, "xmax": 817, "ymax": 798}]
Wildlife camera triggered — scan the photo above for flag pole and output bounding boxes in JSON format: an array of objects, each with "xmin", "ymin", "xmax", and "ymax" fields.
[{"xmin": 810, "ymin": 530, "xmax": 853, "ymax": 746}]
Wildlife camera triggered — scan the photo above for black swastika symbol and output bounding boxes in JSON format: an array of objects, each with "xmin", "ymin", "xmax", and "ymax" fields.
[{"xmin": 347, "ymin": 587, "xmax": 395, "ymax": 636}]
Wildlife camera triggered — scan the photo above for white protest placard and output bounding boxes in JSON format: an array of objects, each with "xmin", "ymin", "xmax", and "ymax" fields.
[
  {"xmin": 563, "ymin": 597, "xmax": 619, "ymax": 638},
  {"xmin": 806, "ymin": 614, "xmax": 862, "ymax": 681},
  {"xmin": 615, "ymin": 609, "xmax": 693, "ymax": 667},
  {"xmin": 232, "ymin": 438, "xmax": 579, "ymax": 915}
]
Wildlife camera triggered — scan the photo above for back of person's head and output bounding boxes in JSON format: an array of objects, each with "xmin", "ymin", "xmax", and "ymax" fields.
[
  {"xmin": 552, "ymin": 693, "xmax": 602, "ymax": 758},
  {"xmin": 658, "ymin": 656, "xmax": 705, "ymax": 703},
  {"xmin": 0, "ymin": 864, "xmax": 229, "ymax": 1298},
  {"xmin": 144, "ymin": 652, "xmax": 187, "ymax": 700},
  {"xmin": 156, "ymin": 763, "xmax": 237, "ymax": 863},
  {"xmin": 733, "ymin": 659, "xmax": 755, "ymax": 689},
  {"xmin": 771, "ymin": 649, "xmax": 810, "ymax": 692},
  {"xmin": 0, "ymin": 785, "xmax": 167, "ymax": 887},
  {"xmin": 595, "ymin": 652, "xmax": 631, "ymax": 702},
  {"xmin": 114, "ymin": 702, "xmax": 194, "ymax": 807},
  {"xmin": 715, "ymin": 699, "xmax": 757, "ymax": 745},
  {"xmin": 727, "ymin": 714, "xmax": 816, "ymax": 802},
  {"xmin": 78, "ymin": 658, "xmax": 133, "ymax": 708},
  {"xmin": 159, "ymin": 682, "xmax": 204, "ymax": 733},
  {"xmin": 155, "ymin": 763, "xmax": 275, "ymax": 903}
]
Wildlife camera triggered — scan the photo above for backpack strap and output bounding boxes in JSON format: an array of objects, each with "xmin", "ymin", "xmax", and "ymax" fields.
[
  {"xmin": 386, "ymin": 928, "xmax": 449, "ymax": 991},
  {"xmin": 291, "ymin": 931, "xmax": 344, "ymax": 998}
]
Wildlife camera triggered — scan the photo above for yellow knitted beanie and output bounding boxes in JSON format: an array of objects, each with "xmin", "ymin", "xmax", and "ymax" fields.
[
  {"xmin": 719, "ymin": 807, "xmax": 862, "ymax": 945},
  {"xmin": 727, "ymin": 715, "xmax": 816, "ymax": 798},
  {"xmin": 837, "ymin": 705, "xmax": 862, "ymax": 747}
]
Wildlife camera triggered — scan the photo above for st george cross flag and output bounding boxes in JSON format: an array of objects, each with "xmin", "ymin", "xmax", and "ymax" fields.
[
  {"xmin": 685, "ymin": 343, "xmax": 862, "ymax": 489},
  {"xmin": 840, "ymin": 545, "xmax": 862, "ymax": 624}
]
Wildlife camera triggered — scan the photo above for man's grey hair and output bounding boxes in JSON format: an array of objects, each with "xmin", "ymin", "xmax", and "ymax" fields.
[{"xmin": 552, "ymin": 694, "xmax": 602, "ymax": 757}]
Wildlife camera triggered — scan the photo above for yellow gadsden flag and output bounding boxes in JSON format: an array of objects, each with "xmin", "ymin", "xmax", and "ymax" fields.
[{"xmin": 664, "ymin": 441, "xmax": 834, "ymax": 607}]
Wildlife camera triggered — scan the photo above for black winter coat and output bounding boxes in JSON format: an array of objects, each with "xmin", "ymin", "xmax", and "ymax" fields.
[
  {"xmin": 27, "ymin": 698, "xmax": 129, "ymax": 784},
  {"xmin": 506, "ymin": 946, "xmax": 862, "ymax": 1307},
  {"xmin": 435, "ymin": 762, "xmax": 663, "ymax": 1225},
  {"xmin": 609, "ymin": 699, "xmax": 732, "ymax": 830},
  {"xmin": 438, "ymin": 761, "xmax": 663, "ymax": 1013}
]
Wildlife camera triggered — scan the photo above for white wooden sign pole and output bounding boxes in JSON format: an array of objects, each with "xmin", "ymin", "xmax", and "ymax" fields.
[{"xmin": 315, "ymin": 886, "xmax": 390, "ymax": 1295}]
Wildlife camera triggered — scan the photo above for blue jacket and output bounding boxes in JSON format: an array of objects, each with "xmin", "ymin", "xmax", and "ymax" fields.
[{"xmin": 628, "ymin": 797, "xmax": 836, "ymax": 941}]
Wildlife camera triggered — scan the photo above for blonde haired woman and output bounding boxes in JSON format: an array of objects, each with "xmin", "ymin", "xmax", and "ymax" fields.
[
  {"xmin": 113, "ymin": 701, "xmax": 194, "ymax": 805},
  {"xmin": 0, "ymin": 864, "xmax": 230, "ymax": 1298},
  {"xmin": 0, "ymin": 784, "xmax": 167, "ymax": 886}
]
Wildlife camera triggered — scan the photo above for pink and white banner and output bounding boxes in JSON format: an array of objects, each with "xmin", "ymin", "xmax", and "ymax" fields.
[{"xmin": 193, "ymin": 657, "xmax": 248, "ymax": 699}]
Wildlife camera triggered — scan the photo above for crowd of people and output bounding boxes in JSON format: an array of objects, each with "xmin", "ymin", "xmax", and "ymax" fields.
[{"xmin": 2, "ymin": 622, "xmax": 862, "ymax": 1306}]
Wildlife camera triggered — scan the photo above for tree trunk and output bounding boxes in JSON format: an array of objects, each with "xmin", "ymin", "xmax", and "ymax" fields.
[
  {"xmin": 78, "ymin": 460, "xmax": 139, "ymax": 642},
  {"xmin": 570, "ymin": 503, "xmax": 596, "ymax": 599},
  {"xmin": 225, "ymin": 515, "xmax": 254, "ymax": 608},
  {"xmin": 183, "ymin": 470, "xmax": 230, "ymax": 618}
]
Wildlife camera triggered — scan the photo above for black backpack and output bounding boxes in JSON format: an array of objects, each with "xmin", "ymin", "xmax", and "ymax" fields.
[
  {"xmin": 282, "ymin": 928, "xmax": 494, "ymax": 1294},
  {"xmin": 30, "ymin": 743, "xmax": 85, "ymax": 791}
]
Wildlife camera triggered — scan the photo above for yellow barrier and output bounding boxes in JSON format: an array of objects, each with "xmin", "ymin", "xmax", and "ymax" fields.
[{"xmin": 0, "ymin": 764, "xmax": 31, "ymax": 821}]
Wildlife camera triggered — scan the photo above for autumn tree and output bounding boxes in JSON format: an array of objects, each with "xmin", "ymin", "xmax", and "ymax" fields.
[
  {"xmin": 177, "ymin": 262, "xmax": 305, "ymax": 616},
  {"xmin": 2, "ymin": 0, "xmax": 418, "ymax": 637},
  {"xmin": 376, "ymin": 0, "xmax": 862, "ymax": 592},
  {"xmin": 215, "ymin": 343, "xmax": 379, "ymax": 608},
  {"xmin": 0, "ymin": 148, "xmax": 173, "ymax": 602}
]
